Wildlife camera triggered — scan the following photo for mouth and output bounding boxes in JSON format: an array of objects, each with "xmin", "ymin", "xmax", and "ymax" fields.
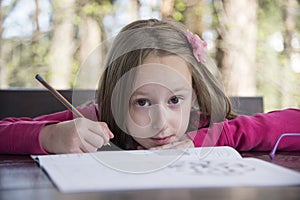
[{"xmin": 150, "ymin": 135, "xmax": 173, "ymax": 145}]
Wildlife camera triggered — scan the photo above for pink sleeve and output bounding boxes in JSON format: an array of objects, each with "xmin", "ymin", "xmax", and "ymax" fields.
[
  {"xmin": 187, "ymin": 108, "xmax": 300, "ymax": 151},
  {"xmin": 0, "ymin": 103, "xmax": 98, "ymax": 155}
]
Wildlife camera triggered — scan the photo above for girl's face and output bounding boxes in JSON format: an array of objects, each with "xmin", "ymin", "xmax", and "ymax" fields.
[{"xmin": 127, "ymin": 54, "xmax": 194, "ymax": 149}]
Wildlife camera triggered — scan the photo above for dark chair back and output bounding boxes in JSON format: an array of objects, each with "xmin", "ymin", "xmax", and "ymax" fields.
[
  {"xmin": 230, "ymin": 96, "xmax": 264, "ymax": 116},
  {"xmin": 0, "ymin": 89, "xmax": 263, "ymax": 119},
  {"xmin": 0, "ymin": 89, "xmax": 96, "ymax": 119}
]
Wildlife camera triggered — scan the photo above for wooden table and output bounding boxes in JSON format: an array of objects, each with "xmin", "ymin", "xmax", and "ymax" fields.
[{"xmin": 1, "ymin": 152, "xmax": 300, "ymax": 200}]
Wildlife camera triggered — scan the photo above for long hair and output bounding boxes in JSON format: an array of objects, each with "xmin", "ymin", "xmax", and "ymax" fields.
[{"xmin": 97, "ymin": 19, "xmax": 236, "ymax": 150}]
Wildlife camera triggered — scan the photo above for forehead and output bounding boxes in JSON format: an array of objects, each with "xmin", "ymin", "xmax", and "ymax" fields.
[
  {"xmin": 142, "ymin": 54, "xmax": 191, "ymax": 80},
  {"xmin": 133, "ymin": 55, "xmax": 192, "ymax": 91}
]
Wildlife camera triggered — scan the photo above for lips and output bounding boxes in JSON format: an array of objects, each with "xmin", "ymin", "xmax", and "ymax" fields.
[{"xmin": 151, "ymin": 135, "xmax": 173, "ymax": 145}]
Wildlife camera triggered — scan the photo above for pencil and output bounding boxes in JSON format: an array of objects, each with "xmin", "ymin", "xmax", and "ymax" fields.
[
  {"xmin": 35, "ymin": 74, "xmax": 111, "ymax": 147},
  {"xmin": 35, "ymin": 74, "xmax": 84, "ymax": 118}
]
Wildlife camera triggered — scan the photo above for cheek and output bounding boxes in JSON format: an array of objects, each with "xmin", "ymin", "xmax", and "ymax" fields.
[
  {"xmin": 173, "ymin": 100, "xmax": 192, "ymax": 134},
  {"xmin": 127, "ymin": 108, "xmax": 156, "ymax": 138},
  {"xmin": 129, "ymin": 108, "xmax": 151, "ymax": 127}
]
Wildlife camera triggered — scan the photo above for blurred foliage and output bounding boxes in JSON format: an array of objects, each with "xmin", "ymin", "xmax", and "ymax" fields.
[
  {"xmin": 0, "ymin": 0, "xmax": 299, "ymax": 111},
  {"xmin": 172, "ymin": 0, "xmax": 186, "ymax": 21},
  {"xmin": 256, "ymin": 0, "xmax": 300, "ymax": 111}
]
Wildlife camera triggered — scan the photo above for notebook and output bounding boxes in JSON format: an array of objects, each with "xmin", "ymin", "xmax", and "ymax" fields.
[{"xmin": 32, "ymin": 146, "xmax": 300, "ymax": 193}]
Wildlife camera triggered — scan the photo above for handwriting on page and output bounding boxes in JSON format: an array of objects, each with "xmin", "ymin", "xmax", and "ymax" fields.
[{"xmin": 166, "ymin": 160, "xmax": 255, "ymax": 176}]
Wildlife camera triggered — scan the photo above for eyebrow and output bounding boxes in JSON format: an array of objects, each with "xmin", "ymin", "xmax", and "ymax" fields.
[
  {"xmin": 132, "ymin": 86, "xmax": 191, "ymax": 96},
  {"xmin": 172, "ymin": 87, "xmax": 191, "ymax": 93}
]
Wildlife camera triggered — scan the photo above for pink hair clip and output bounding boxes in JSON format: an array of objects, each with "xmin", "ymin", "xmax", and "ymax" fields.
[{"xmin": 186, "ymin": 30, "xmax": 207, "ymax": 64}]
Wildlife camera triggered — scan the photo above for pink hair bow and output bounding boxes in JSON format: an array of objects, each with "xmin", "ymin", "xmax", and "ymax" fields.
[{"xmin": 186, "ymin": 30, "xmax": 207, "ymax": 64}]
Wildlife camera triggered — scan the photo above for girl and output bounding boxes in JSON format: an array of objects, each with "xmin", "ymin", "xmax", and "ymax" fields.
[{"xmin": 0, "ymin": 19, "xmax": 299, "ymax": 155}]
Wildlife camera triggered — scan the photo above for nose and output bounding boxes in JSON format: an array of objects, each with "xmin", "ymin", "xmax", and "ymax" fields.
[{"xmin": 149, "ymin": 104, "xmax": 167, "ymax": 133}]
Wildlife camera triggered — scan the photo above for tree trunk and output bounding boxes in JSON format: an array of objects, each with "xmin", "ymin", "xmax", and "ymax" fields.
[
  {"xmin": 32, "ymin": 0, "xmax": 40, "ymax": 43},
  {"xmin": 215, "ymin": 0, "xmax": 257, "ymax": 96},
  {"xmin": 0, "ymin": 0, "xmax": 18, "ymax": 88},
  {"xmin": 184, "ymin": 0, "xmax": 204, "ymax": 34},
  {"xmin": 77, "ymin": 16, "xmax": 102, "ymax": 89},
  {"xmin": 281, "ymin": 0, "xmax": 298, "ymax": 107},
  {"xmin": 0, "ymin": 0, "xmax": 6, "ymax": 88},
  {"xmin": 49, "ymin": 0, "xmax": 75, "ymax": 89},
  {"xmin": 130, "ymin": 0, "xmax": 140, "ymax": 19},
  {"xmin": 30, "ymin": 0, "xmax": 41, "ymax": 75},
  {"xmin": 161, "ymin": 0, "xmax": 174, "ymax": 19}
]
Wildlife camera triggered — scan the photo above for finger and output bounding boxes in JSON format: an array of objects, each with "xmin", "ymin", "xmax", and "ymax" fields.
[
  {"xmin": 81, "ymin": 140, "xmax": 98, "ymax": 153},
  {"xmin": 77, "ymin": 147, "xmax": 86, "ymax": 153},
  {"xmin": 102, "ymin": 123, "xmax": 114, "ymax": 138},
  {"xmin": 169, "ymin": 139, "xmax": 194, "ymax": 148},
  {"xmin": 88, "ymin": 122, "xmax": 112, "ymax": 144},
  {"xmin": 84, "ymin": 133, "xmax": 105, "ymax": 148},
  {"xmin": 150, "ymin": 140, "xmax": 193, "ymax": 150},
  {"xmin": 171, "ymin": 140, "xmax": 194, "ymax": 149},
  {"xmin": 153, "ymin": 141, "xmax": 181, "ymax": 150},
  {"xmin": 150, "ymin": 143, "xmax": 174, "ymax": 150},
  {"xmin": 65, "ymin": 147, "xmax": 84, "ymax": 154}
]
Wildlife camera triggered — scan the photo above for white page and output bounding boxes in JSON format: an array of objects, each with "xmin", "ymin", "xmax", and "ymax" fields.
[{"xmin": 32, "ymin": 146, "xmax": 300, "ymax": 193}]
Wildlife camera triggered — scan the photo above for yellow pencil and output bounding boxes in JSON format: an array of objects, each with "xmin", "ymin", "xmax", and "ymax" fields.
[
  {"xmin": 35, "ymin": 74, "xmax": 84, "ymax": 118},
  {"xmin": 35, "ymin": 74, "xmax": 111, "ymax": 147}
]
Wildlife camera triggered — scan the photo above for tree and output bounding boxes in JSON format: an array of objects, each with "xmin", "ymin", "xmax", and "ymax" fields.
[
  {"xmin": 255, "ymin": 0, "xmax": 300, "ymax": 110},
  {"xmin": 0, "ymin": 0, "xmax": 5, "ymax": 88},
  {"xmin": 49, "ymin": 0, "xmax": 75, "ymax": 89},
  {"xmin": 214, "ymin": 0, "xmax": 258, "ymax": 96},
  {"xmin": 161, "ymin": 0, "xmax": 174, "ymax": 19},
  {"xmin": 280, "ymin": 0, "xmax": 298, "ymax": 107},
  {"xmin": 184, "ymin": 0, "xmax": 204, "ymax": 34},
  {"xmin": 130, "ymin": 0, "xmax": 140, "ymax": 19},
  {"xmin": 0, "ymin": 0, "xmax": 18, "ymax": 88},
  {"xmin": 74, "ymin": 0, "xmax": 113, "ymax": 89}
]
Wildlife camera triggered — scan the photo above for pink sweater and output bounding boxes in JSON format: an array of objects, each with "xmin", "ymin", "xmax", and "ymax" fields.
[{"xmin": 0, "ymin": 105, "xmax": 299, "ymax": 154}]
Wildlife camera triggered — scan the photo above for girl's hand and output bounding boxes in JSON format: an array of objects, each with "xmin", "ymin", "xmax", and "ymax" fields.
[
  {"xmin": 40, "ymin": 118, "xmax": 114, "ymax": 154},
  {"xmin": 147, "ymin": 134, "xmax": 194, "ymax": 150}
]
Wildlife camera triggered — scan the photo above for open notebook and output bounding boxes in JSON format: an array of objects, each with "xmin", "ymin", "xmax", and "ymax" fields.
[{"xmin": 32, "ymin": 146, "xmax": 300, "ymax": 193}]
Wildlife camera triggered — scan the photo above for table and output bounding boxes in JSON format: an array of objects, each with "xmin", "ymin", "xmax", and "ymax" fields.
[
  {"xmin": 1, "ymin": 152, "xmax": 300, "ymax": 200},
  {"xmin": 240, "ymin": 151, "xmax": 300, "ymax": 172}
]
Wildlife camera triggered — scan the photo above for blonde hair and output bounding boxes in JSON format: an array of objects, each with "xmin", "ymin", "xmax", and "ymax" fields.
[{"xmin": 97, "ymin": 19, "xmax": 235, "ymax": 150}]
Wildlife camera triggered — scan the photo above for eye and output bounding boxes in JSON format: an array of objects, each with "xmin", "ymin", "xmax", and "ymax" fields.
[
  {"xmin": 135, "ymin": 99, "xmax": 150, "ymax": 107},
  {"xmin": 168, "ymin": 96, "xmax": 183, "ymax": 105}
]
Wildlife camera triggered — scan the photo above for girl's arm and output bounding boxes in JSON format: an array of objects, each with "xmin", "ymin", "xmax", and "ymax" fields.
[
  {"xmin": 0, "ymin": 103, "xmax": 102, "ymax": 155},
  {"xmin": 187, "ymin": 108, "xmax": 300, "ymax": 151},
  {"xmin": 0, "ymin": 110, "xmax": 72, "ymax": 154}
]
